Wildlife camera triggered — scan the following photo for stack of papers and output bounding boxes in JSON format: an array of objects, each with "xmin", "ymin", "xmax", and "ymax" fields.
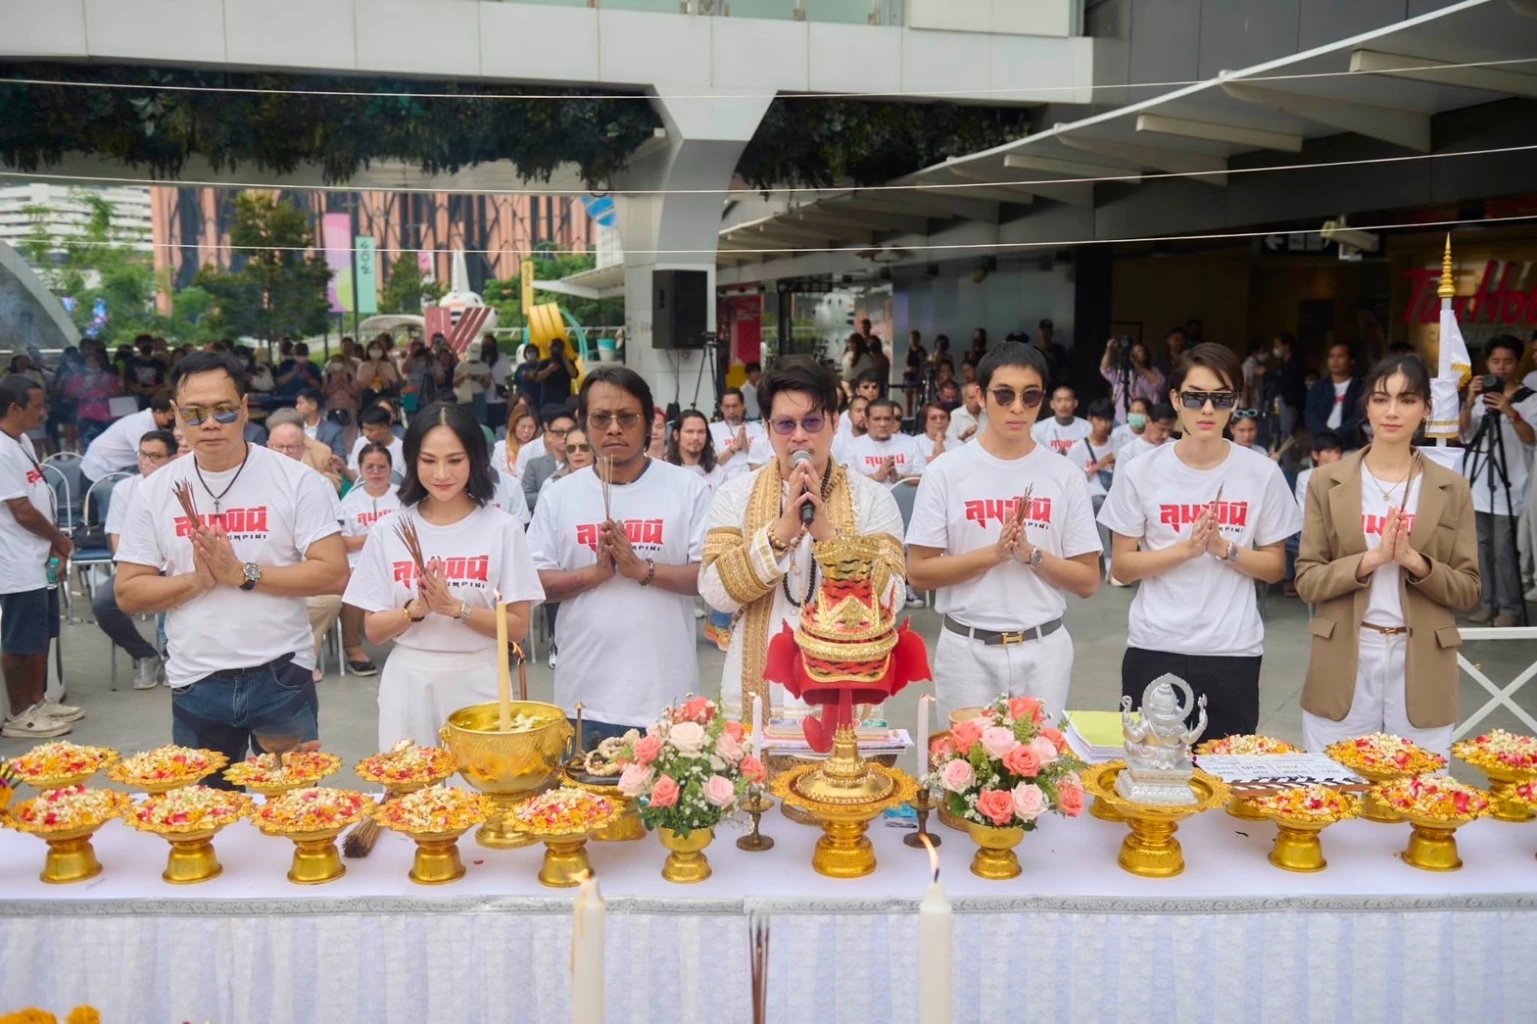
[{"xmin": 1064, "ymin": 710, "xmax": 1127, "ymax": 764}]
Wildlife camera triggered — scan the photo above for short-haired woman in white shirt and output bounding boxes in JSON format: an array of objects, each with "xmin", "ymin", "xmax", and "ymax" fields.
[
  {"xmin": 343, "ymin": 402, "xmax": 544, "ymax": 749},
  {"xmin": 336, "ymin": 442, "xmax": 400, "ymax": 676},
  {"xmin": 1098, "ymin": 343, "xmax": 1302, "ymax": 739}
]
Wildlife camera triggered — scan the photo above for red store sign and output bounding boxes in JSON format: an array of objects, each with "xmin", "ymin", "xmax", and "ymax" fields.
[{"xmin": 1404, "ymin": 260, "xmax": 1537, "ymax": 326}]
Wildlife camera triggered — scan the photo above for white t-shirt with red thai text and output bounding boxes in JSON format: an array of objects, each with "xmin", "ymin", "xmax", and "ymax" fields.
[
  {"xmin": 115, "ymin": 445, "xmax": 342, "ymax": 686},
  {"xmin": 844, "ymin": 432, "xmax": 928, "ymax": 486},
  {"xmin": 1063, "ymin": 435, "xmax": 1116, "ymax": 499},
  {"xmin": 906, "ymin": 440, "xmax": 1101, "ymax": 631},
  {"xmin": 527, "ymin": 460, "xmax": 711, "ymax": 727},
  {"xmin": 0, "ymin": 431, "xmax": 52, "ymax": 594},
  {"xmin": 1361, "ymin": 464, "xmax": 1423, "ymax": 629},
  {"xmin": 337, "ymin": 484, "xmax": 401, "ymax": 568},
  {"xmin": 1097, "ymin": 441, "xmax": 1302, "ymax": 657},
  {"xmin": 1031, "ymin": 416, "xmax": 1092, "ymax": 456},
  {"xmin": 343, "ymin": 503, "xmax": 543, "ymax": 653},
  {"xmin": 710, "ymin": 420, "xmax": 766, "ymax": 484}
]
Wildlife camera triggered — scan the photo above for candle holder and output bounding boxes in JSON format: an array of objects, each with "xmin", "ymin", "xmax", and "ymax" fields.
[
  {"xmin": 736, "ymin": 786, "xmax": 775, "ymax": 852},
  {"xmin": 903, "ymin": 787, "xmax": 943, "ymax": 849}
]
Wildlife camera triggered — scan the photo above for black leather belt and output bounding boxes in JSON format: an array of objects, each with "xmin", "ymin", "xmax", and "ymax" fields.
[{"xmin": 943, "ymin": 616, "xmax": 1064, "ymax": 646}]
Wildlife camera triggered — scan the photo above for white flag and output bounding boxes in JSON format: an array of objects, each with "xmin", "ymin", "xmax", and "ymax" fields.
[
  {"xmin": 1438, "ymin": 306, "xmax": 1471, "ymax": 387},
  {"xmin": 1426, "ymin": 377, "xmax": 1461, "ymax": 439}
]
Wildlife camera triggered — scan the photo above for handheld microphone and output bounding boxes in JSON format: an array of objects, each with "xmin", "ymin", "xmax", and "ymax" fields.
[{"xmin": 790, "ymin": 450, "xmax": 816, "ymax": 526}]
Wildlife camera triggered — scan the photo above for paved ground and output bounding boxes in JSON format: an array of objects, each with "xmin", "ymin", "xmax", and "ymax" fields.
[{"xmin": 7, "ymin": 582, "xmax": 1537, "ymax": 789}]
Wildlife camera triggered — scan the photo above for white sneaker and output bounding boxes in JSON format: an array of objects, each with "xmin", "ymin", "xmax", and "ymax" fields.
[
  {"xmin": 548, "ymin": 650, "xmax": 559, "ymax": 669},
  {"xmin": 133, "ymin": 657, "xmax": 162, "ymax": 690},
  {"xmin": 905, "ymin": 586, "xmax": 925, "ymax": 609},
  {"xmin": 2, "ymin": 705, "xmax": 72, "ymax": 739},
  {"xmin": 694, "ymin": 606, "xmax": 705, "ymax": 620},
  {"xmin": 38, "ymin": 696, "xmax": 84, "ymax": 723}
]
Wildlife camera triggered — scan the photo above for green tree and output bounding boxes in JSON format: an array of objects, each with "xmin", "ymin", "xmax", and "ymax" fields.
[
  {"xmin": 378, "ymin": 252, "xmax": 445, "ymax": 314},
  {"xmin": 195, "ymin": 194, "xmax": 332, "ymax": 343}
]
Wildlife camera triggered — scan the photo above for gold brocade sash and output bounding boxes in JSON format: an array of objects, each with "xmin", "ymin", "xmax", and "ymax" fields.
[{"xmin": 731, "ymin": 460, "xmax": 857, "ymax": 716}]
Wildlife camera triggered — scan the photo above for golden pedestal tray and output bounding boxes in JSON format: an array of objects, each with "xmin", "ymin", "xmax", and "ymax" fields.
[
  {"xmin": 10, "ymin": 749, "xmax": 120, "ymax": 793},
  {"xmin": 1085, "ymin": 763, "xmax": 1127, "ymax": 823},
  {"xmin": 1454, "ymin": 756, "xmax": 1536, "ymax": 824},
  {"xmin": 1254, "ymin": 792, "xmax": 1359, "ymax": 873},
  {"xmin": 124, "ymin": 791, "xmax": 252, "ymax": 885},
  {"xmin": 9, "ymin": 790, "xmax": 129, "ymax": 885},
  {"xmin": 767, "ymin": 750, "xmax": 900, "ymax": 827},
  {"xmin": 440, "ymin": 701, "xmax": 572, "ymax": 850},
  {"xmin": 107, "ymin": 749, "xmax": 228, "ymax": 795},
  {"xmin": 559, "ymin": 764, "xmax": 645, "ymax": 842},
  {"xmin": 1400, "ymin": 810, "xmax": 1483, "ymax": 871},
  {"xmin": 1081, "ymin": 760, "xmax": 1230, "ymax": 879},
  {"xmin": 224, "ymin": 752, "xmax": 341, "ymax": 798},
  {"xmin": 255, "ymin": 789, "xmax": 368, "ymax": 885},
  {"xmin": 771, "ymin": 726, "xmax": 917, "ymax": 879},
  {"xmin": 511, "ymin": 789, "xmax": 623, "ymax": 888},
  {"xmin": 658, "ymin": 826, "xmax": 716, "ymax": 883},
  {"xmin": 373, "ymin": 788, "xmax": 491, "ymax": 885},
  {"xmin": 1350, "ymin": 767, "xmax": 1417, "ymax": 824}
]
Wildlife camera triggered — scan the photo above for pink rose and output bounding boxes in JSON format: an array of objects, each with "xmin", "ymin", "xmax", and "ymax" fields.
[
  {"xmin": 929, "ymin": 736, "xmax": 955, "ymax": 762},
  {"xmin": 682, "ymin": 697, "xmax": 714, "ymax": 724},
  {"xmin": 1002, "ymin": 744, "xmax": 1041, "ymax": 779},
  {"xmin": 1029, "ymin": 736, "xmax": 1059, "ymax": 769},
  {"xmin": 740, "ymin": 756, "xmax": 767, "ymax": 784},
  {"xmin": 1011, "ymin": 782, "xmax": 1047, "ymax": 821},
  {"xmin": 981, "ymin": 726, "xmax": 1018, "ymax": 760},
  {"xmin": 703, "ymin": 775, "xmax": 736, "ymax": 808},
  {"xmin": 951, "ymin": 718, "xmax": 984, "ymax": 755},
  {"xmin": 632, "ymin": 735, "xmax": 663, "ymax": 767},
  {"xmin": 648, "ymin": 774, "xmax": 680, "ymax": 809},
  {"xmin": 1057, "ymin": 776, "xmax": 1085, "ymax": 818},
  {"xmin": 715, "ymin": 732, "xmax": 744, "ymax": 765},
  {"xmin": 723, "ymin": 720, "xmax": 746, "ymax": 744},
  {"xmin": 940, "ymin": 759, "xmax": 974, "ymax": 793},
  {"xmin": 1008, "ymin": 697, "xmax": 1044, "ymax": 725},
  {"xmin": 618, "ymin": 764, "xmax": 654, "ymax": 798},
  {"xmin": 975, "ymin": 788, "xmax": 1016, "ymax": 827},
  {"xmin": 1039, "ymin": 726, "xmax": 1067, "ymax": 754}
]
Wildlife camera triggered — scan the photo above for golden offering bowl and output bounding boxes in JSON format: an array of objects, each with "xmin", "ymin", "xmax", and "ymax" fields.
[
  {"xmin": 388, "ymin": 825, "xmax": 477, "ymax": 885},
  {"xmin": 1347, "ymin": 766, "xmax": 1415, "ymax": 824},
  {"xmin": 107, "ymin": 752, "xmax": 228, "ymax": 795},
  {"xmin": 124, "ymin": 796, "xmax": 251, "ymax": 885},
  {"xmin": 440, "ymin": 701, "xmax": 573, "ymax": 850},
  {"xmin": 259, "ymin": 823, "xmax": 354, "ymax": 884},
  {"xmin": 1080, "ymin": 760, "xmax": 1230, "ymax": 879},
  {"xmin": 1400, "ymin": 811, "xmax": 1482, "ymax": 872},
  {"xmin": 966, "ymin": 823, "xmax": 1025, "ymax": 880},
  {"xmin": 766, "ymin": 749, "xmax": 900, "ymax": 827},
  {"xmin": 15, "ymin": 751, "xmax": 121, "ymax": 792},
  {"xmin": 9, "ymin": 791, "xmax": 129, "ymax": 884},
  {"xmin": 225, "ymin": 754, "xmax": 341, "ymax": 798},
  {"xmin": 558, "ymin": 765, "xmax": 645, "ymax": 842},
  {"xmin": 771, "ymin": 727, "xmax": 917, "ymax": 879},
  {"xmin": 657, "ymin": 826, "xmax": 715, "ymax": 884},
  {"xmin": 1456, "ymin": 759, "xmax": 1536, "ymax": 824},
  {"xmin": 1085, "ymin": 762, "xmax": 1126, "ymax": 823}
]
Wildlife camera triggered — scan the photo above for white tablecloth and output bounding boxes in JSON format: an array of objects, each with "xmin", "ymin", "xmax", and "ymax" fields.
[{"xmin": 3, "ymin": 806, "xmax": 1536, "ymax": 1024}]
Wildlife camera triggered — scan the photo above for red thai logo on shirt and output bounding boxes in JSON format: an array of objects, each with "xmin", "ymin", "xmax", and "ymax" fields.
[
  {"xmin": 24, "ymin": 467, "xmax": 43, "ymax": 486},
  {"xmin": 1049, "ymin": 439, "xmax": 1075, "ymax": 455},
  {"xmin": 862, "ymin": 454, "xmax": 909, "ymax": 468},
  {"xmin": 355, "ymin": 509, "xmax": 394, "ymax": 528},
  {"xmin": 391, "ymin": 555, "xmax": 490, "ymax": 589},
  {"xmin": 174, "ymin": 508, "xmax": 269, "ymax": 538},
  {"xmin": 1363, "ymin": 513, "xmax": 1415, "ymax": 536},
  {"xmin": 575, "ymin": 520, "xmax": 666, "ymax": 551},
  {"xmin": 1158, "ymin": 501, "xmax": 1249, "ymax": 530},
  {"xmin": 964, "ymin": 496, "xmax": 1053, "ymax": 528}
]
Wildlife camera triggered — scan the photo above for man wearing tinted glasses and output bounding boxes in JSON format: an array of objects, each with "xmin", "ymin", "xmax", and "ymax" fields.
[
  {"xmin": 907, "ymin": 342, "xmax": 1102, "ymax": 721},
  {"xmin": 701, "ymin": 356, "xmax": 904, "ymax": 722},
  {"xmin": 114, "ymin": 352, "xmax": 350, "ymax": 782}
]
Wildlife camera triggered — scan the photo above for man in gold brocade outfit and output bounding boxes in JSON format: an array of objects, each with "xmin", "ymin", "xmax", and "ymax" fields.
[{"xmin": 700, "ymin": 356, "xmax": 905, "ymax": 722}]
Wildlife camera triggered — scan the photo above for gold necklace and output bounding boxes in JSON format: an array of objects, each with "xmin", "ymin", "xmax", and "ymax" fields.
[{"xmin": 1365, "ymin": 451, "xmax": 1417, "ymax": 505}]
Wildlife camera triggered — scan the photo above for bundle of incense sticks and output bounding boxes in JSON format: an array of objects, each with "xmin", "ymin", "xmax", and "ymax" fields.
[
  {"xmin": 395, "ymin": 516, "xmax": 428, "ymax": 577},
  {"xmin": 597, "ymin": 455, "xmax": 614, "ymax": 522},
  {"xmin": 1011, "ymin": 484, "xmax": 1035, "ymax": 530},
  {"xmin": 172, "ymin": 480, "xmax": 201, "ymax": 525},
  {"xmin": 749, "ymin": 912, "xmax": 771, "ymax": 1024}
]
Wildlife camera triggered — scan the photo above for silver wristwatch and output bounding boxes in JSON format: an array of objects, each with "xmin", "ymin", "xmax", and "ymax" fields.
[
  {"xmin": 456, "ymin": 601, "xmax": 473, "ymax": 624},
  {"xmin": 239, "ymin": 562, "xmax": 262, "ymax": 591},
  {"xmin": 1028, "ymin": 547, "xmax": 1044, "ymax": 568},
  {"xmin": 1223, "ymin": 542, "xmax": 1241, "ymax": 563}
]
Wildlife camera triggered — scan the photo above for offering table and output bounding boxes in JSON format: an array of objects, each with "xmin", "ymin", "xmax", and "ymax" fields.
[{"xmin": 2, "ymin": 806, "xmax": 1534, "ymax": 1024}]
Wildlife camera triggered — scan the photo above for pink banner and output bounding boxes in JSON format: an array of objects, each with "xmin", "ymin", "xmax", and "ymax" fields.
[{"xmin": 323, "ymin": 213, "xmax": 353, "ymax": 313}]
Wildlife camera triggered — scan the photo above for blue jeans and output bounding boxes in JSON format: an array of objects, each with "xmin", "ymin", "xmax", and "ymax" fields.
[
  {"xmin": 568, "ymin": 717, "xmax": 635, "ymax": 750},
  {"xmin": 171, "ymin": 655, "xmax": 319, "ymax": 789}
]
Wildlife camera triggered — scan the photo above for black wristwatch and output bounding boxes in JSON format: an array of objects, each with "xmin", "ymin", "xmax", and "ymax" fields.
[{"xmin": 239, "ymin": 562, "xmax": 262, "ymax": 591}]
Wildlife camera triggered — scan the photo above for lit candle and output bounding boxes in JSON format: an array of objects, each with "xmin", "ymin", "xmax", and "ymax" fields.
[
  {"xmin": 571, "ymin": 870, "xmax": 606, "ymax": 1024},
  {"xmin": 751, "ymin": 694, "xmax": 765, "ymax": 758},
  {"xmin": 494, "ymin": 588, "xmax": 511, "ymax": 731},
  {"xmin": 917, "ymin": 694, "xmax": 932, "ymax": 778},
  {"xmin": 918, "ymin": 835, "xmax": 952, "ymax": 1024}
]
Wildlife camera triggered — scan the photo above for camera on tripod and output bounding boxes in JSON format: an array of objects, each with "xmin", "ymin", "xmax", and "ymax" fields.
[{"xmin": 1482, "ymin": 374, "xmax": 1501, "ymax": 394}]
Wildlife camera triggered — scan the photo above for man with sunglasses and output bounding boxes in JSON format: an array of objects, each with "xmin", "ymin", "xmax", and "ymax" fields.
[
  {"xmin": 701, "ymin": 356, "xmax": 904, "ymax": 722},
  {"xmin": 114, "ymin": 352, "xmax": 350, "ymax": 782},
  {"xmin": 907, "ymin": 342, "xmax": 1102, "ymax": 721}
]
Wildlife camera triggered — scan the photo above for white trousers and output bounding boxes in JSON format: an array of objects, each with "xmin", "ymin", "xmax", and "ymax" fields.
[
  {"xmin": 377, "ymin": 645, "xmax": 502, "ymax": 751},
  {"xmin": 932, "ymin": 624, "xmax": 1075, "ymax": 725},
  {"xmin": 1301, "ymin": 631, "xmax": 1454, "ymax": 762}
]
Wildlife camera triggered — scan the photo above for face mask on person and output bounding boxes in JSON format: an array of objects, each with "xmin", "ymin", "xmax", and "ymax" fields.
[
  {"xmin": 1272, "ymin": 346, "xmax": 1284, "ymax": 359},
  {"xmin": 368, "ymin": 348, "xmax": 383, "ymax": 359},
  {"xmin": 1127, "ymin": 413, "xmax": 1147, "ymax": 431}
]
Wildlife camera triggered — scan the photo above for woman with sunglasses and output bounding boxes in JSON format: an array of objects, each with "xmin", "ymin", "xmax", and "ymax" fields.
[
  {"xmin": 1295, "ymin": 355, "xmax": 1478, "ymax": 758},
  {"xmin": 343, "ymin": 401, "xmax": 543, "ymax": 749},
  {"xmin": 1098, "ymin": 343, "xmax": 1302, "ymax": 739},
  {"xmin": 908, "ymin": 342, "xmax": 1102, "ymax": 721}
]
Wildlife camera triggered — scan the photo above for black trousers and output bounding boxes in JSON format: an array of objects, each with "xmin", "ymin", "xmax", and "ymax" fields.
[{"xmin": 1121, "ymin": 647, "xmax": 1262, "ymax": 741}]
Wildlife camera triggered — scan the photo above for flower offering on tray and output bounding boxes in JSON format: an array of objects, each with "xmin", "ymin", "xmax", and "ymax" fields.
[
  {"xmin": 1195, "ymin": 735, "xmax": 1299, "ymax": 756},
  {"xmin": 355, "ymin": 746, "xmax": 457, "ymax": 787},
  {"xmin": 1251, "ymin": 785, "xmax": 1357, "ymax": 823},
  {"xmin": 376, "ymin": 784, "xmax": 491, "ymax": 833},
  {"xmin": 12, "ymin": 786, "xmax": 127, "ymax": 833},
  {"xmin": 1452, "ymin": 730, "xmax": 1537, "ymax": 773},
  {"xmin": 1375, "ymin": 774, "xmax": 1490, "ymax": 823},
  {"xmin": 1517, "ymin": 780, "xmax": 1537, "ymax": 808},
  {"xmin": 9, "ymin": 742, "xmax": 118, "ymax": 784},
  {"xmin": 611, "ymin": 697, "xmax": 761, "ymax": 834},
  {"xmin": 224, "ymin": 751, "xmax": 341, "ymax": 788},
  {"xmin": 511, "ymin": 787, "xmax": 620, "ymax": 835},
  {"xmin": 1326, "ymin": 734, "xmax": 1446, "ymax": 775},
  {"xmin": 254, "ymin": 787, "xmax": 368, "ymax": 833},
  {"xmin": 109, "ymin": 746, "xmax": 228, "ymax": 788},
  {"xmin": 128, "ymin": 786, "xmax": 251, "ymax": 832}
]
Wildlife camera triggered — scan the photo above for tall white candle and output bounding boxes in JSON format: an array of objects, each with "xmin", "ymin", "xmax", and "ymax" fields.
[
  {"xmin": 571, "ymin": 871, "xmax": 605, "ymax": 1024},
  {"xmin": 917, "ymin": 694, "xmax": 932, "ymax": 778},
  {"xmin": 918, "ymin": 836, "xmax": 952, "ymax": 1024},
  {"xmin": 751, "ymin": 694, "xmax": 765, "ymax": 758}
]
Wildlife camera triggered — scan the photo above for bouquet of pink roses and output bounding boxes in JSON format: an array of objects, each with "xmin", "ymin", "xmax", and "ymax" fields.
[
  {"xmin": 614, "ymin": 696, "xmax": 768, "ymax": 838},
  {"xmin": 923, "ymin": 695, "xmax": 1087, "ymax": 829}
]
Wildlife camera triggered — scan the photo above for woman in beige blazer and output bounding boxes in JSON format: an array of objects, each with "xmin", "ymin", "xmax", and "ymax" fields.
[{"xmin": 1295, "ymin": 354, "xmax": 1479, "ymax": 759}]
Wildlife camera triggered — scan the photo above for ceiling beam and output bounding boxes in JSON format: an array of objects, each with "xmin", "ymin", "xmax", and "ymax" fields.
[
  {"xmin": 1002, "ymin": 153, "xmax": 1142, "ymax": 182},
  {"xmin": 745, "ymin": 220, "xmax": 875, "ymax": 245},
  {"xmin": 1135, "ymin": 113, "xmax": 1304, "ymax": 152},
  {"xmin": 931, "ymin": 164, "xmax": 1096, "ymax": 206},
  {"xmin": 1349, "ymin": 49, "xmax": 1537, "ymax": 100},
  {"xmin": 842, "ymin": 192, "xmax": 1000, "ymax": 224},
  {"xmin": 792, "ymin": 209, "xmax": 927, "ymax": 237},
  {"xmin": 1220, "ymin": 80, "xmax": 1429, "ymax": 152},
  {"xmin": 915, "ymin": 183, "xmax": 1036, "ymax": 205},
  {"xmin": 1054, "ymin": 131, "xmax": 1228, "ymax": 186}
]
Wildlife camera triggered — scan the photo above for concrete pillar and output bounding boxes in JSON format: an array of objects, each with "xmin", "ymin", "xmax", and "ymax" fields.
[{"xmin": 615, "ymin": 88, "xmax": 772, "ymax": 412}]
